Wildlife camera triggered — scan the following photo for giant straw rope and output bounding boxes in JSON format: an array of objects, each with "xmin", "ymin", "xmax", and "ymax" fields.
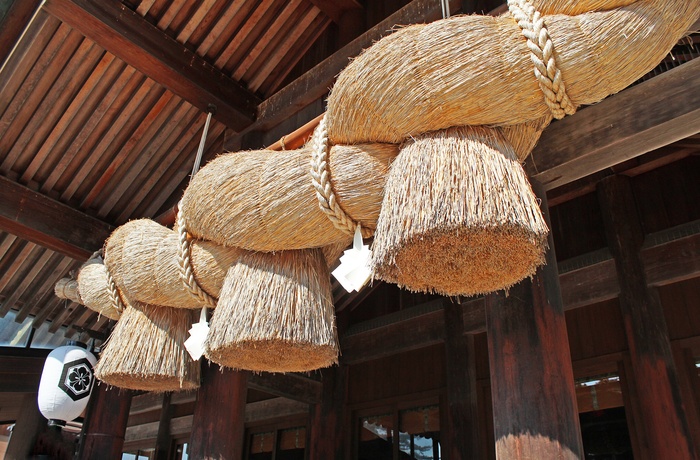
[{"xmin": 65, "ymin": 0, "xmax": 700, "ymax": 376}]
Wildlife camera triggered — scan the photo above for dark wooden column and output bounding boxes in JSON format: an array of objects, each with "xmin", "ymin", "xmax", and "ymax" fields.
[
  {"xmin": 307, "ymin": 365, "xmax": 347, "ymax": 459},
  {"xmin": 443, "ymin": 299, "xmax": 480, "ymax": 459},
  {"xmin": 154, "ymin": 392, "xmax": 173, "ymax": 460},
  {"xmin": 673, "ymin": 344, "xmax": 700, "ymax": 450},
  {"xmin": 485, "ymin": 180, "xmax": 584, "ymax": 460},
  {"xmin": 189, "ymin": 363, "xmax": 248, "ymax": 460},
  {"xmin": 598, "ymin": 175, "xmax": 698, "ymax": 459},
  {"xmin": 78, "ymin": 384, "xmax": 133, "ymax": 459},
  {"xmin": 4, "ymin": 393, "xmax": 45, "ymax": 460}
]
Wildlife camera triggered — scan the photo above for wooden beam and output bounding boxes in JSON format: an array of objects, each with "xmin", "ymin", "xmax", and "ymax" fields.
[
  {"xmin": 340, "ymin": 300, "xmax": 445, "ymax": 364},
  {"xmin": 485, "ymin": 180, "xmax": 583, "ymax": 460},
  {"xmin": 245, "ymin": 398, "xmax": 308, "ymax": 424},
  {"xmin": 0, "ymin": 355, "xmax": 44, "ymax": 392},
  {"xmin": 42, "ymin": 0, "xmax": 260, "ymax": 131},
  {"xmin": 250, "ymin": 0, "xmax": 462, "ymax": 133},
  {"xmin": 598, "ymin": 175, "xmax": 697, "ymax": 458},
  {"xmin": 0, "ymin": 175, "xmax": 112, "ymax": 260},
  {"xmin": 527, "ymin": 58, "xmax": 700, "ymax": 190},
  {"xmin": 0, "ymin": 0, "xmax": 43, "ymax": 66},
  {"xmin": 247, "ymin": 371, "xmax": 321, "ymax": 405},
  {"xmin": 307, "ymin": 0, "xmax": 362, "ymax": 24},
  {"xmin": 341, "ymin": 220, "xmax": 700, "ymax": 364}
]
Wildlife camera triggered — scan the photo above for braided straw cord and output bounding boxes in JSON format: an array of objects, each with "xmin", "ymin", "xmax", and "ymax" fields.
[
  {"xmin": 105, "ymin": 264, "xmax": 125, "ymax": 314},
  {"xmin": 508, "ymin": 0, "xmax": 576, "ymax": 119},
  {"xmin": 310, "ymin": 116, "xmax": 373, "ymax": 238},
  {"xmin": 177, "ymin": 204, "xmax": 217, "ymax": 308}
]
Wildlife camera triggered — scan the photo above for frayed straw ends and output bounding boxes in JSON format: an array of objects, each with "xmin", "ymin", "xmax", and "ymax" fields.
[
  {"xmin": 205, "ymin": 248, "xmax": 338, "ymax": 373},
  {"xmin": 95, "ymin": 303, "xmax": 200, "ymax": 392},
  {"xmin": 371, "ymin": 126, "xmax": 548, "ymax": 296}
]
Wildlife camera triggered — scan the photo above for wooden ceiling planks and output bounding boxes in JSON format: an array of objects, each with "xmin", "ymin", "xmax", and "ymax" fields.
[
  {"xmin": 0, "ymin": 248, "xmax": 55, "ymax": 317},
  {"xmin": 8, "ymin": 41, "xmax": 104, "ymax": 176},
  {"xmin": 15, "ymin": 253, "xmax": 74, "ymax": 323},
  {"xmin": 120, "ymin": 118, "xmax": 226, "ymax": 223},
  {"xmin": 0, "ymin": 25, "xmax": 83, "ymax": 174},
  {"xmin": 20, "ymin": 53, "xmax": 119, "ymax": 186},
  {"xmin": 258, "ymin": 13, "xmax": 331, "ymax": 96},
  {"xmin": 137, "ymin": 123, "xmax": 226, "ymax": 219}
]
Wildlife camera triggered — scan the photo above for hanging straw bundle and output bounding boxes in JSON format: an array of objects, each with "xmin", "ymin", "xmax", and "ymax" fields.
[
  {"xmin": 95, "ymin": 301, "xmax": 200, "ymax": 392},
  {"xmin": 205, "ymin": 247, "xmax": 338, "ymax": 372},
  {"xmin": 75, "ymin": 256, "xmax": 122, "ymax": 320},
  {"xmin": 179, "ymin": 143, "xmax": 397, "ymax": 251},
  {"xmin": 371, "ymin": 126, "xmax": 548, "ymax": 295},
  {"xmin": 104, "ymin": 219, "xmax": 242, "ymax": 309},
  {"xmin": 325, "ymin": 0, "xmax": 700, "ymax": 145},
  {"xmin": 54, "ymin": 278, "xmax": 82, "ymax": 305}
]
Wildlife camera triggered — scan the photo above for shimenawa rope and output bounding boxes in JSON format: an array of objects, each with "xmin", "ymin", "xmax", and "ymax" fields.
[
  {"xmin": 508, "ymin": 0, "xmax": 576, "ymax": 119},
  {"xmin": 310, "ymin": 115, "xmax": 373, "ymax": 238}
]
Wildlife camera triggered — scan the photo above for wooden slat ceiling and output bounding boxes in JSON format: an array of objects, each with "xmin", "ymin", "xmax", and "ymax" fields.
[{"xmin": 0, "ymin": 0, "xmax": 335, "ymax": 338}]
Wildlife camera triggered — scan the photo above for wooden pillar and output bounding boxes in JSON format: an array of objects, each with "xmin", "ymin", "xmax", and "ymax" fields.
[
  {"xmin": 154, "ymin": 392, "xmax": 173, "ymax": 460},
  {"xmin": 307, "ymin": 365, "xmax": 347, "ymax": 459},
  {"xmin": 443, "ymin": 299, "xmax": 480, "ymax": 459},
  {"xmin": 4, "ymin": 393, "xmax": 45, "ymax": 460},
  {"xmin": 617, "ymin": 357, "xmax": 648, "ymax": 460},
  {"xmin": 189, "ymin": 363, "xmax": 248, "ymax": 460},
  {"xmin": 673, "ymin": 344, "xmax": 700, "ymax": 450},
  {"xmin": 485, "ymin": 180, "xmax": 584, "ymax": 460},
  {"xmin": 78, "ymin": 384, "xmax": 132, "ymax": 459},
  {"xmin": 598, "ymin": 175, "xmax": 698, "ymax": 459}
]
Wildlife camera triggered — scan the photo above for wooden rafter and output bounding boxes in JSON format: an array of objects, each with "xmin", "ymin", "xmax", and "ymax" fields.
[
  {"xmin": 42, "ymin": 0, "xmax": 261, "ymax": 131},
  {"xmin": 307, "ymin": 0, "xmax": 362, "ymax": 24},
  {"xmin": 248, "ymin": 371, "xmax": 322, "ymax": 405},
  {"xmin": 0, "ymin": 175, "xmax": 113, "ymax": 261}
]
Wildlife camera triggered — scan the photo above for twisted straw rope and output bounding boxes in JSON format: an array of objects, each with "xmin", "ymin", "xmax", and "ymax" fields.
[
  {"xmin": 310, "ymin": 116, "xmax": 372, "ymax": 238},
  {"xmin": 508, "ymin": 0, "xmax": 576, "ymax": 119},
  {"xmin": 177, "ymin": 204, "xmax": 217, "ymax": 308},
  {"xmin": 105, "ymin": 261, "xmax": 125, "ymax": 314}
]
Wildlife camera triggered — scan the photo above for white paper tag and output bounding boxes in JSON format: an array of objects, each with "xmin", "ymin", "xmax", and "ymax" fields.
[
  {"xmin": 332, "ymin": 226, "xmax": 372, "ymax": 293},
  {"xmin": 184, "ymin": 307, "xmax": 209, "ymax": 361}
]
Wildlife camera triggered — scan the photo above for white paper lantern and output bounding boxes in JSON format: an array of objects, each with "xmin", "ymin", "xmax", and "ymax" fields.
[{"xmin": 37, "ymin": 342, "xmax": 97, "ymax": 426}]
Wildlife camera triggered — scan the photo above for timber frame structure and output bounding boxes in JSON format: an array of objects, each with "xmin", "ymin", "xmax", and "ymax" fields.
[{"xmin": 0, "ymin": 0, "xmax": 699, "ymax": 459}]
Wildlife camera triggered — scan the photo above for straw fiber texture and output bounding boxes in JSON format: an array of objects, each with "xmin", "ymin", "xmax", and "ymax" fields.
[
  {"xmin": 76, "ymin": 257, "xmax": 122, "ymax": 320},
  {"xmin": 180, "ymin": 143, "xmax": 397, "ymax": 251},
  {"xmin": 205, "ymin": 248, "xmax": 338, "ymax": 372},
  {"xmin": 95, "ymin": 302, "xmax": 200, "ymax": 392},
  {"xmin": 371, "ymin": 126, "xmax": 548, "ymax": 296},
  {"xmin": 104, "ymin": 219, "xmax": 242, "ymax": 309},
  {"xmin": 326, "ymin": 0, "xmax": 700, "ymax": 145},
  {"xmin": 54, "ymin": 279, "xmax": 82, "ymax": 305}
]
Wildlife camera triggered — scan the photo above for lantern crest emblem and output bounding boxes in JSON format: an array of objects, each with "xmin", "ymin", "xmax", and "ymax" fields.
[{"xmin": 58, "ymin": 358, "xmax": 93, "ymax": 401}]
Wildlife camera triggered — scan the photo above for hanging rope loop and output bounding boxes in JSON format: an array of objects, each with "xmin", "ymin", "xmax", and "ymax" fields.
[
  {"xmin": 310, "ymin": 116, "xmax": 373, "ymax": 239},
  {"xmin": 508, "ymin": 0, "xmax": 576, "ymax": 119}
]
